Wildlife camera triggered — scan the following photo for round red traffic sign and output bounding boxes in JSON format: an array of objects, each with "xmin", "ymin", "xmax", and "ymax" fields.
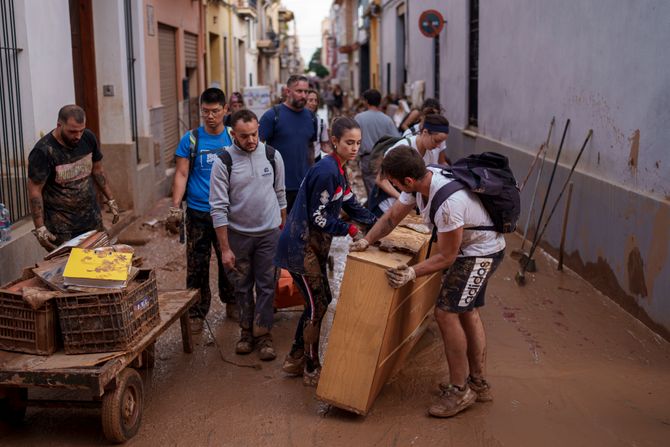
[{"xmin": 418, "ymin": 9, "xmax": 445, "ymax": 38}]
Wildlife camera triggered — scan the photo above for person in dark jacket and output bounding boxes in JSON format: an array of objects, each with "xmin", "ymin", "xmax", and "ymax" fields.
[{"xmin": 275, "ymin": 116, "xmax": 377, "ymax": 386}]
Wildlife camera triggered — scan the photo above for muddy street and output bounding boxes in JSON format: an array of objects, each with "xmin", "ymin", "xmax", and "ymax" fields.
[{"xmin": 1, "ymin": 197, "xmax": 669, "ymax": 446}]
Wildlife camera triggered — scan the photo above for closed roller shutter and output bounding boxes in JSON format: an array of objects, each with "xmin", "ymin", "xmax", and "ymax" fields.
[
  {"xmin": 184, "ymin": 32, "xmax": 198, "ymax": 69},
  {"xmin": 158, "ymin": 24, "xmax": 179, "ymax": 167}
]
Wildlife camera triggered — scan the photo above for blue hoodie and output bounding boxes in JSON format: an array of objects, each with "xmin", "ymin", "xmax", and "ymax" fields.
[{"xmin": 275, "ymin": 155, "xmax": 377, "ymax": 274}]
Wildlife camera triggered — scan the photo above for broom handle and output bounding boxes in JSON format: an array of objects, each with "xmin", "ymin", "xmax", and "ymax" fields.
[{"xmin": 526, "ymin": 130, "xmax": 593, "ymax": 265}]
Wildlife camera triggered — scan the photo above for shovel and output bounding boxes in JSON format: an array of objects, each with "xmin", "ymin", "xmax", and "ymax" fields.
[
  {"xmin": 517, "ymin": 118, "xmax": 570, "ymax": 272},
  {"xmin": 512, "ymin": 117, "xmax": 555, "ymax": 265},
  {"xmin": 516, "ymin": 129, "xmax": 593, "ymax": 286}
]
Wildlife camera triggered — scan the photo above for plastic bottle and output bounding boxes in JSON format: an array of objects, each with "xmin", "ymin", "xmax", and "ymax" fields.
[{"xmin": 0, "ymin": 203, "xmax": 11, "ymax": 242}]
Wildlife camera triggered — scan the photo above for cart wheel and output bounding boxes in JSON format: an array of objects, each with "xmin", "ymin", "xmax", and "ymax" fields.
[
  {"xmin": 101, "ymin": 368, "xmax": 144, "ymax": 443},
  {"xmin": 0, "ymin": 387, "xmax": 28, "ymax": 425},
  {"xmin": 139, "ymin": 343, "xmax": 156, "ymax": 370}
]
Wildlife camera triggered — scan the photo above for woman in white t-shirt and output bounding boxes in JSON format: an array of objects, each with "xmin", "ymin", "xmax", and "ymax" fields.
[{"xmin": 370, "ymin": 114, "xmax": 450, "ymax": 215}]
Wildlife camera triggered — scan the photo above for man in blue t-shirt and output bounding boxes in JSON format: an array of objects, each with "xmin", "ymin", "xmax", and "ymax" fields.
[
  {"xmin": 167, "ymin": 88, "xmax": 236, "ymax": 332},
  {"xmin": 259, "ymin": 75, "xmax": 316, "ymax": 212}
]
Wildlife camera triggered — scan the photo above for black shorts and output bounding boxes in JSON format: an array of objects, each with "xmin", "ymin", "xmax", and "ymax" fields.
[{"xmin": 437, "ymin": 250, "xmax": 505, "ymax": 313}]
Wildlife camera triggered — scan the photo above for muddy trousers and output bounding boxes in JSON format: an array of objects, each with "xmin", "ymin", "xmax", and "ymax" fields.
[
  {"xmin": 226, "ymin": 229, "xmax": 280, "ymax": 336},
  {"xmin": 186, "ymin": 208, "xmax": 235, "ymax": 319},
  {"xmin": 285, "ymin": 190, "xmax": 298, "ymax": 215},
  {"xmin": 290, "ymin": 263, "xmax": 332, "ymax": 372}
]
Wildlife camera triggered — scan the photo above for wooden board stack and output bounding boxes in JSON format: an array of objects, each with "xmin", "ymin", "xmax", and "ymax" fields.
[{"xmin": 317, "ymin": 215, "xmax": 443, "ymax": 414}]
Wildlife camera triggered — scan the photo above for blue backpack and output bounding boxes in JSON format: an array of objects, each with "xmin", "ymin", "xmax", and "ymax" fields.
[{"xmin": 428, "ymin": 152, "xmax": 521, "ymax": 233}]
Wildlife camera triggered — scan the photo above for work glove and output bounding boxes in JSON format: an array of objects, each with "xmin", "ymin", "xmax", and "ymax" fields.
[
  {"xmin": 107, "ymin": 199, "xmax": 120, "ymax": 225},
  {"xmin": 349, "ymin": 237, "xmax": 370, "ymax": 252},
  {"xmin": 166, "ymin": 206, "xmax": 184, "ymax": 234},
  {"xmin": 33, "ymin": 225, "xmax": 57, "ymax": 251},
  {"xmin": 385, "ymin": 264, "xmax": 416, "ymax": 288}
]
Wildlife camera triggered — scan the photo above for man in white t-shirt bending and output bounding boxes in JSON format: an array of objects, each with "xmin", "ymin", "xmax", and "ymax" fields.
[{"xmin": 350, "ymin": 146, "xmax": 505, "ymax": 419}]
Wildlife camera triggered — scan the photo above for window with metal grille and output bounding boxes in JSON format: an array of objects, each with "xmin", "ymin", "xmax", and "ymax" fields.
[
  {"xmin": 468, "ymin": 0, "xmax": 479, "ymax": 128},
  {"xmin": 0, "ymin": 0, "xmax": 29, "ymax": 223}
]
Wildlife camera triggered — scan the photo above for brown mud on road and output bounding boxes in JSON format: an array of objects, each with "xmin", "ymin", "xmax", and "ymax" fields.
[{"xmin": 1, "ymin": 198, "xmax": 669, "ymax": 446}]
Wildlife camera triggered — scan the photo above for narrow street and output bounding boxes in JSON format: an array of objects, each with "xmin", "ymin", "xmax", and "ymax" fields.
[
  {"xmin": 2, "ymin": 195, "xmax": 668, "ymax": 446},
  {"xmin": 1, "ymin": 1, "xmax": 668, "ymax": 445}
]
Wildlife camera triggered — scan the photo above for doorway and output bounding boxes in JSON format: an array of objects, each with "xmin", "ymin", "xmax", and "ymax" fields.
[{"xmin": 69, "ymin": 0, "xmax": 100, "ymax": 137}]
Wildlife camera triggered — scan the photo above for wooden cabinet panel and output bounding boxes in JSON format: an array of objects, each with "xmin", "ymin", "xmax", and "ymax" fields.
[{"xmin": 317, "ymin": 227, "xmax": 442, "ymax": 414}]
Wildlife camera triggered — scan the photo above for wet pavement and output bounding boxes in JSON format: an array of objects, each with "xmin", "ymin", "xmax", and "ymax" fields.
[{"xmin": 1, "ymin": 174, "xmax": 669, "ymax": 446}]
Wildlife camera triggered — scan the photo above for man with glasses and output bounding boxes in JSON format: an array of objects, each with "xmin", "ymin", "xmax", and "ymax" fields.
[
  {"xmin": 259, "ymin": 75, "xmax": 317, "ymax": 212},
  {"xmin": 167, "ymin": 88, "xmax": 236, "ymax": 333}
]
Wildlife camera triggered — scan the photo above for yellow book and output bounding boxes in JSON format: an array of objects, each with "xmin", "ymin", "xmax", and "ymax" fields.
[{"xmin": 63, "ymin": 247, "xmax": 133, "ymax": 288}]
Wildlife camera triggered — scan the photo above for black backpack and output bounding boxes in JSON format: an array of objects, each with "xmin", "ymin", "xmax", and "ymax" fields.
[
  {"xmin": 368, "ymin": 135, "xmax": 411, "ymax": 172},
  {"xmin": 218, "ymin": 145, "xmax": 277, "ymax": 183},
  {"xmin": 428, "ymin": 152, "xmax": 520, "ymax": 233}
]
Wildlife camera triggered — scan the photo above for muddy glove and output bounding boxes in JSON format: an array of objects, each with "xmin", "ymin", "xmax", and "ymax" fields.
[
  {"xmin": 385, "ymin": 264, "xmax": 416, "ymax": 288},
  {"xmin": 166, "ymin": 206, "xmax": 183, "ymax": 234},
  {"xmin": 33, "ymin": 225, "xmax": 57, "ymax": 251},
  {"xmin": 349, "ymin": 237, "xmax": 370, "ymax": 252},
  {"xmin": 107, "ymin": 199, "xmax": 120, "ymax": 224}
]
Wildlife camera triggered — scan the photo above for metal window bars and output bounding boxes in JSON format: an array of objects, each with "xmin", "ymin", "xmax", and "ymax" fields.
[{"xmin": 0, "ymin": 0, "xmax": 29, "ymax": 224}]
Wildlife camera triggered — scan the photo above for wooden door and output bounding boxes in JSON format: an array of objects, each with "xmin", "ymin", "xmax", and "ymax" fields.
[{"xmin": 69, "ymin": 0, "xmax": 100, "ymax": 137}]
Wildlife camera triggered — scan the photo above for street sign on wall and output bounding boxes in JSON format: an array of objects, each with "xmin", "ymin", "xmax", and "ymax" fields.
[
  {"xmin": 418, "ymin": 10, "xmax": 446, "ymax": 102},
  {"xmin": 418, "ymin": 9, "xmax": 445, "ymax": 38}
]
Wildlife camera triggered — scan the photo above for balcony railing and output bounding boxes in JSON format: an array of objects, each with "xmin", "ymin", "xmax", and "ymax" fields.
[{"xmin": 237, "ymin": 0, "xmax": 257, "ymax": 18}]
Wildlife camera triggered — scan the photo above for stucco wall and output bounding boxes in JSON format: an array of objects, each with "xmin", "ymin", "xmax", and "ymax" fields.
[
  {"xmin": 435, "ymin": 0, "xmax": 670, "ymax": 334},
  {"xmin": 92, "ymin": 0, "xmax": 132, "ymax": 145},
  {"xmin": 206, "ymin": 2, "xmax": 233, "ymax": 92},
  {"xmin": 404, "ymin": 0, "xmax": 448, "ymax": 102},
  {"xmin": 4, "ymin": 1, "xmax": 79, "ymax": 284},
  {"xmin": 379, "ymin": 0, "xmax": 403, "ymax": 95},
  {"xmin": 15, "ymin": 0, "xmax": 75, "ymax": 146},
  {"xmin": 477, "ymin": 0, "xmax": 670, "ymax": 197}
]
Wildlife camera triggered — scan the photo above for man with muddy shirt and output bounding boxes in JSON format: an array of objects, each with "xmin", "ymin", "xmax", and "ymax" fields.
[
  {"xmin": 27, "ymin": 105, "xmax": 119, "ymax": 250},
  {"xmin": 210, "ymin": 109, "xmax": 286, "ymax": 361},
  {"xmin": 350, "ymin": 146, "xmax": 506, "ymax": 418}
]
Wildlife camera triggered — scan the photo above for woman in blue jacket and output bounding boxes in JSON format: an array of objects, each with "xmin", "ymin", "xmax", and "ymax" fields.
[{"xmin": 275, "ymin": 117, "xmax": 377, "ymax": 386}]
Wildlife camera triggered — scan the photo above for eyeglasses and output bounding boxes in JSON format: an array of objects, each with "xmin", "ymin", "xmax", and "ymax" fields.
[{"xmin": 201, "ymin": 108, "xmax": 223, "ymax": 117}]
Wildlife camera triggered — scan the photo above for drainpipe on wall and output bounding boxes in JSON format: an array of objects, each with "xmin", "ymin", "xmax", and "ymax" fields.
[{"xmin": 228, "ymin": 1, "xmax": 234, "ymax": 93}]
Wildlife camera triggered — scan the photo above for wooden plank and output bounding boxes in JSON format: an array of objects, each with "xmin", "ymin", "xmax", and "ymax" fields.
[
  {"xmin": 317, "ymin": 226, "xmax": 441, "ymax": 414},
  {"xmin": 317, "ymin": 256, "xmax": 393, "ymax": 412},
  {"xmin": 369, "ymin": 273, "xmax": 442, "ymax": 403},
  {"xmin": 0, "ymin": 290, "xmax": 198, "ymax": 394}
]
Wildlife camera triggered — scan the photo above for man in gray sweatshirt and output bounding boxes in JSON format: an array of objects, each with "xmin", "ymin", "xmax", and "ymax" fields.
[{"xmin": 210, "ymin": 109, "xmax": 287, "ymax": 361}]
